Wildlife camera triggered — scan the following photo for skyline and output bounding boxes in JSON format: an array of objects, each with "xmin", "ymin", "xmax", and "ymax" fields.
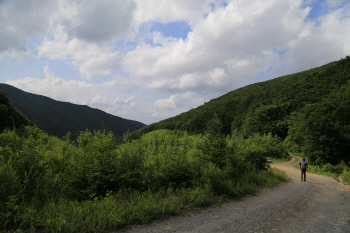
[{"xmin": 1, "ymin": 0, "xmax": 350, "ymax": 124}]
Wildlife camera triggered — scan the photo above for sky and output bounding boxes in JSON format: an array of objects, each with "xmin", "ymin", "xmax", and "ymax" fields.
[{"xmin": 1, "ymin": 0, "xmax": 350, "ymax": 125}]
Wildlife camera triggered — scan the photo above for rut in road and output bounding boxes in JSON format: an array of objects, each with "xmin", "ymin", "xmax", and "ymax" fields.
[{"xmin": 121, "ymin": 156, "xmax": 350, "ymax": 233}]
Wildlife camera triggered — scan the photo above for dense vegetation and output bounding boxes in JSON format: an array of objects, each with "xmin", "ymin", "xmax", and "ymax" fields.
[
  {"xmin": 0, "ymin": 84, "xmax": 145, "ymax": 139},
  {"xmin": 0, "ymin": 116, "xmax": 287, "ymax": 232}
]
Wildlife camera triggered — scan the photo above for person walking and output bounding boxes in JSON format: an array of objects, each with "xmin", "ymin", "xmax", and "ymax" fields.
[{"xmin": 300, "ymin": 158, "xmax": 308, "ymax": 182}]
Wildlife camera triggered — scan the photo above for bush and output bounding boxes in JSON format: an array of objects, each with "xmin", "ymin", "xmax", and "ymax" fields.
[{"xmin": 0, "ymin": 124, "xmax": 288, "ymax": 232}]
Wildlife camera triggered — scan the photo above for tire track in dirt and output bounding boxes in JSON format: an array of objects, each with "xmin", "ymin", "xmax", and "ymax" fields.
[{"xmin": 121, "ymin": 156, "xmax": 350, "ymax": 233}]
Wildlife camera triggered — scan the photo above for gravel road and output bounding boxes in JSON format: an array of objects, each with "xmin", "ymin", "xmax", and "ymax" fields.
[{"xmin": 121, "ymin": 156, "xmax": 350, "ymax": 233}]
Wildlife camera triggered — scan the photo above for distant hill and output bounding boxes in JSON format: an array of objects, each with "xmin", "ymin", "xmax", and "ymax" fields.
[
  {"xmin": 0, "ymin": 84, "xmax": 146, "ymax": 138},
  {"xmin": 126, "ymin": 56, "xmax": 350, "ymax": 143}
]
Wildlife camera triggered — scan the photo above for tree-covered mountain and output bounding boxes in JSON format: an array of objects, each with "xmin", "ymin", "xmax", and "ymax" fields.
[
  {"xmin": 0, "ymin": 84, "xmax": 146, "ymax": 138},
  {"xmin": 128, "ymin": 58, "xmax": 346, "ymax": 137},
  {"xmin": 127, "ymin": 56, "xmax": 350, "ymax": 165}
]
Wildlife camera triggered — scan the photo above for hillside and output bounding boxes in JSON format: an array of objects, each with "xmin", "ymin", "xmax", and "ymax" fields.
[
  {"xmin": 127, "ymin": 57, "xmax": 347, "ymax": 140},
  {"xmin": 126, "ymin": 56, "xmax": 350, "ymax": 165},
  {"xmin": 0, "ymin": 84, "xmax": 146, "ymax": 138}
]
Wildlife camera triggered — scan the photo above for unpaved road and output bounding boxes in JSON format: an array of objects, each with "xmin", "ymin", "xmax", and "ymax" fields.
[{"xmin": 123, "ymin": 156, "xmax": 350, "ymax": 232}]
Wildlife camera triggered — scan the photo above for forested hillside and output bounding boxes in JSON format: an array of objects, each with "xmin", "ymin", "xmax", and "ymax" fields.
[
  {"xmin": 128, "ymin": 59, "xmax": 341, "ymax": 139},
  {"xmin": 0, "ymin": 84, "xmax": 146, "ymax": 138},
  {"xmin": 128, "ymin": 56, "xmax": 350, "ymax": 165}
]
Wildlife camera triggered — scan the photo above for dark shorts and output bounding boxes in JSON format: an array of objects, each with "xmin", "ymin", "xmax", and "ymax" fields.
[{"xmin": 301, "ymin": 169, "xmax": 306, "ymax": 180}]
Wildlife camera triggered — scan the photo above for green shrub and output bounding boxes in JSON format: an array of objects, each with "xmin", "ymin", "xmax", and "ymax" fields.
[{"xmin": 0, "ymin": 124, "xmax": 288, "ymax": 232}]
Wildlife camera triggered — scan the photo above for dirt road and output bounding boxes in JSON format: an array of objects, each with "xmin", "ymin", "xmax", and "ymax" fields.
[{"xmin": 123, "ymin": 156, "xmax": 350, "ymax": 232}]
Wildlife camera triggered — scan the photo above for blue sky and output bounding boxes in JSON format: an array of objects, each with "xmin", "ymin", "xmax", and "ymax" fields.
[{"xmin": 1, "ymin": 0, "xmax": 350, "ymax": 124}]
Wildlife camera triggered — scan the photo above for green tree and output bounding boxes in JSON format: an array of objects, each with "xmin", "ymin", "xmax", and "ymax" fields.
[
  {"xmin": 288, "ymin": 80, "xmax": 350, "ymax": 164},
  {"xmin": 197, "ymin": 115, "xmax": 228, "ymax": 169}
]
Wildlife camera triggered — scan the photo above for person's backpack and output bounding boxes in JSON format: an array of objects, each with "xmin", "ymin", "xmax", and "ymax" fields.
[{"xmin": 300, "ymin": 161, "xmax": 306, "ymax": 169}]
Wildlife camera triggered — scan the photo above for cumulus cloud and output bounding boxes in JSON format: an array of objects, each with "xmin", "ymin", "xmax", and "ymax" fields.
[
  {"xmin": 0, "ymin": 0, "xmax": 58, "ymax": 55},
  {"xmin": 281, "ymin": 2, "xmax": 350, "ymax": 74},
  {"xmin": 5, "ymin": 66, "xmax": 138, "ymax": 117},
  {"xmin": 37, "ymin": 27, "xmax": 121, "ymax": 79},
  {"xmin": 2, "ymin": 0, "xmax": 350, "ymax": 124},
  {"xmin": 133, "ymin": 0, "xmax": 219, "ymax": 27},
  {"xmin": 123, "ymin": 0, "xmax": 313, "ymax": 94},
  {"xmin": 153, "ymin": 91, "xmax": 206, "ymax": 118},
  {"xmin": 66, "ymin": 0, "xmax": 136, "ymax": 43},
  {"xmin": 1, "ymin": 0, "xmax": 135, "ymax": 78}
]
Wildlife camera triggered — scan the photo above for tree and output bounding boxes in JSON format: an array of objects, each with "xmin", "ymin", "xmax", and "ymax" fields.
[
  {"xmin": 288, "ymin": 80, "xmax": 350, "ymax": 164},
  {"xmin": 197, "ymin": 115, "xmax": 228, "ymax": 169}
]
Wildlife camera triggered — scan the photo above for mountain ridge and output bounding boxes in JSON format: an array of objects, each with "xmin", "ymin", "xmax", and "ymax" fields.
[{"xmin": 0, "ymin": 83, "xmax": 146, "ymax": 138}]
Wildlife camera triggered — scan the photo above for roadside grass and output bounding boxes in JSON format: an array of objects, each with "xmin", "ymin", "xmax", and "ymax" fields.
[
  {"xmin": 270, "ymin": 156, "xmax": 292, "ymax": 164},
  {"xmin": 342, "ymin": 171, "xmax": 350, "ymax": 185},
  {"xmin": 2, "ymin": 168, "xmax": 287, "ymax": 233},
  {"xmin": 12, "ymin": 188, "xmax": 216, "ymax": 233}
]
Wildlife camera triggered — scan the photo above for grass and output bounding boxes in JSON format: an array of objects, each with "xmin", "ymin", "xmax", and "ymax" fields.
[
  {"xmin": 270, "ymin": 156, "xmax": 292, "ymax": 164},
  {"xmin": 341, "ymin": 171, "xmax": 350, "ymax": 185}
]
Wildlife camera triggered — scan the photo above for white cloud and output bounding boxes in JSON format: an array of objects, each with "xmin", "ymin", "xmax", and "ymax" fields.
[
  {"xmin": 66, "ymin": 0, "xmax": 136, "ymax": 43},
  {"xmin": 2, "ymin": 0, "xmax": 350, "ymax": 124},
  {"xmin": 1, "ymin": 0, "xmax": 134, "ymax": 78},
  {"xmin": 37, "ymin": 27, "xmax": 121, "ymax": 79},
  {"xmin": 281, "ymin": 2, "xmax": 350, "ymax": 74},
  {"xmin": 154, "ymin": 91, "xmax": 206, "ymax": 118},
  {"xmin": 122, "ymin": 0, "xmax": 313, "ymax": 94},
  {"xmin": 90, "ymin": 95, "xmax": 108, "ymax": 104},
  {"xmin": 133, "ymin": 0, "xmax": 220, "ymax": 27},
  {"xmin": 5, "ymin": 66, "xmax": 138, "ymax": 117},
  {"xmin": 0, "ymin": 0, "xmax": 58, "ymax": 55}
]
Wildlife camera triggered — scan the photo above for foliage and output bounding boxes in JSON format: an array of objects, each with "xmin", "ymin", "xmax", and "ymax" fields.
[
  {"xmin": 197, "ymin": 115, "xmax": 228, "ymax": 169},
  {"xmin": 243, "ymin": 56, "xmax": 350, "ymax": 139},
  {"xmin": 0, "ymin": 123, "xmax": 287, "ymax": 232},
  {"xmin": 288, "ymin": 79, "xmax": 350, "ymax": 165},
  {"xmin": 307, "ymin": 161, "xmax": 350, "ymax": 184}
]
